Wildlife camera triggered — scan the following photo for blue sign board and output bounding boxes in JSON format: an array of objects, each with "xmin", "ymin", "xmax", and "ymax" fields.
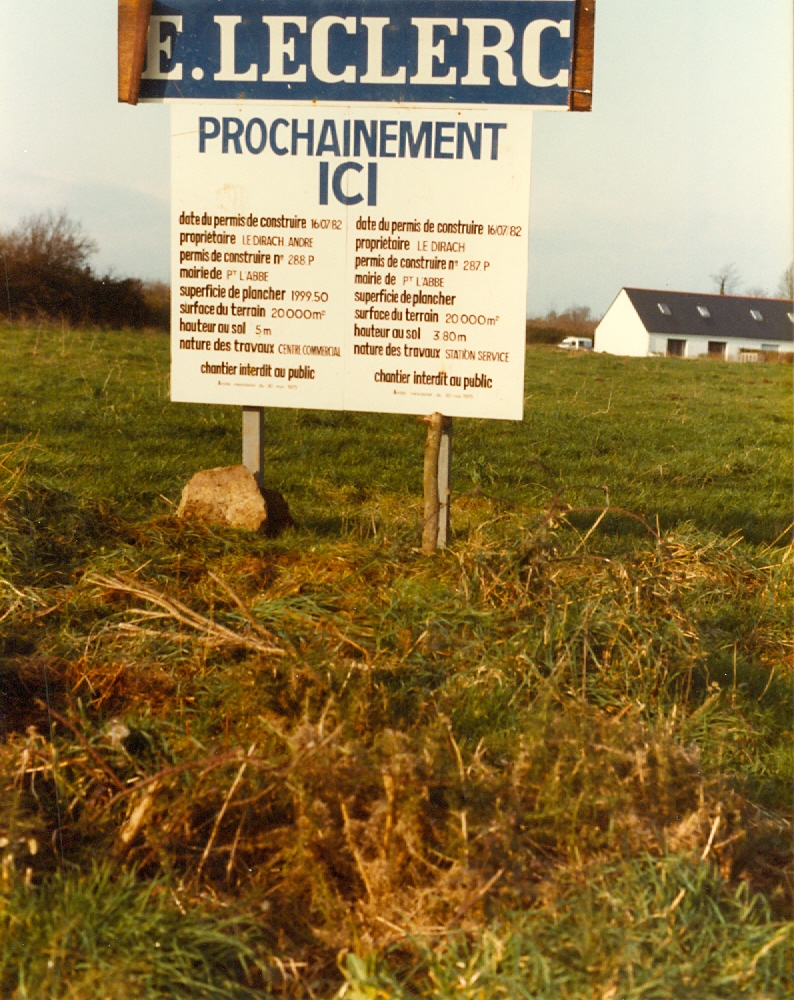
[{"xmin": 141, "ymin": 0, "xmax": 577, "ymax": 105}]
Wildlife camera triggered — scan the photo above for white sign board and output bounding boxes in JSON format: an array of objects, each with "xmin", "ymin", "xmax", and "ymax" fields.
[{"xmin": 171, "ymin": 103, "xmax": 532, "ymax": 419}]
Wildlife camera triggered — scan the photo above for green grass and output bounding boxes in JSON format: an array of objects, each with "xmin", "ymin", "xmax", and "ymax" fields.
[
  {"xmin": 0, "ymin": 864, "xmax": 266, "ymax": 999},
  {"xmin": 0, "ymin": 323, "xmax": 791, "ymax": 998},
  {"xmin": 339, "ymin": 857, "xmax": 792, "ymax": 1000},
  {"xmin": 0, "ymin": 325, "xmax": 790, "ymax": 542}
]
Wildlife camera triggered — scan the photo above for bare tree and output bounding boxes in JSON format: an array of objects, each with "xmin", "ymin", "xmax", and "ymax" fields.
[
  {"xmin": 710, "ymin": 263, "xmax": 740, "ymax": 296},
  {"xmin": 526, "ymin": 305, "xmax": 598, "ymax": 345},
  {"xmin": 0, "ymin": 211, "xmax": 97, "ymax": 273},
  {"xmin": 777, "ymin": 262, "xmax": 793, "ymax": 301},
  {"xmin": 0, "ymin": 211, "xmax": 157, "ymax": 327}
]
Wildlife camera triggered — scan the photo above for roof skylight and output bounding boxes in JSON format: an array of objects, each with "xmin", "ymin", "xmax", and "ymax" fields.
[
  {"xmin": 657, "ymin": 303, "xmax": 671, "ymax": 316},
  {"xmin": 750, "ymin": 309, "xmax": 763, "ymax": 321},
  {"xmin": 697, "ymin": 306, "xmax": 710, "ymax": 318}
]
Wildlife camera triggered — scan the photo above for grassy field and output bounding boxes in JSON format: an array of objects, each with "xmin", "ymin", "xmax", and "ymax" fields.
[
  {"xmin": 0, "ymin": 323, "xmax": 792, "ymax": 999},
  {"xmin": 0, "ymin": 326, "xmax": 790, "ymax": 543}
]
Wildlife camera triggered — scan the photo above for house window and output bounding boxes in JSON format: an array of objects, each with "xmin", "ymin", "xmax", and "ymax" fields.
[
  {"xmin": 697, "ymin": 306, "xmax": 711, "ymax": 318},
  {"xmin": 657, "ymin": 303, "xmax": 672, "ymax": 316},
  {"xmin": 750, "ymin": 309, "xmax": 763, "ymax": 321},
  {"xmin": 708, "ymin": 341, "xmax": 726, "ymax": 359},
  {"xmin": 667, "ymin": 339, "xmax": 686, "ymax": 357},
  {"xmin": 761, "ymin": 344, "xmax": 779, "ymax": 352}
]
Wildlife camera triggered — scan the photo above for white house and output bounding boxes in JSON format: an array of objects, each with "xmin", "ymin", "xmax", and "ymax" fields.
[{"xmin": 595, "ymin": 288, "xmax": 794, "ymax": 360}]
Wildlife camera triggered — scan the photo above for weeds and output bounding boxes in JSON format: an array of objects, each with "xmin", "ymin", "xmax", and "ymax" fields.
[
  {"xmin": 338, "ymin": 856, "xmax": 793, "ymax": 999},
  {"xmin": 0, "ymin": 499, "xmax": 790, "ymax": 995}
]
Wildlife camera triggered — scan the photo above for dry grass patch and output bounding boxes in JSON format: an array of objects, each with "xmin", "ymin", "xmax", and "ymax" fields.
[{"xmin": 0, "ymin": 472, "xmax": 790, "ymax": 995}]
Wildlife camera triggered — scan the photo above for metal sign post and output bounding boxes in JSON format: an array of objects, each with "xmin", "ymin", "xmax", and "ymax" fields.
[
  {"xmin": 241, "ymin": 405, "xmax": 265, "ymax": 486},
  {"xmin": 119, "ymin": 0, "xmax": 595, "ymax": 550}
]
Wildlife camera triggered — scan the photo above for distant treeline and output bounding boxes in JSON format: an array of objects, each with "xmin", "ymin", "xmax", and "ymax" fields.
[
  {"xmin": 526, "ymin": 306, "xmax": 598, "ymax": 344},
  {"xmin": 0, "ymin": 213, "xmax": 169, "ymax": 329}
]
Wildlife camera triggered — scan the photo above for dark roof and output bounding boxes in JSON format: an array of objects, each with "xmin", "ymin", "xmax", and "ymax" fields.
[{"xmin": 623, "ymin": 288, "xmax": 794, "ymax": 342}]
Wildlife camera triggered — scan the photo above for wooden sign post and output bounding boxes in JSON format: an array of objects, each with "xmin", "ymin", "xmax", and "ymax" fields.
[
  {"xmin": 120, "ymin": 0, "xmax": 595, "ymax": 551},
  {"xmin": 422, "ymin": 414, "xmax": 452, "ymax": 553}
]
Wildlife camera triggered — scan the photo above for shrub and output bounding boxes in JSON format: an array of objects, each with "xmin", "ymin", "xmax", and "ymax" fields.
[
  {"xmin": 526, "ymin": 306, "xmax": 598, "ymax": 344},
  {"xmin": 0, "ymin": 212, "xmax": 165, "ymax": 329}
]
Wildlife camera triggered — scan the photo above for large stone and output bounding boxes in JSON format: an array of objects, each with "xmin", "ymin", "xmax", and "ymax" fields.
[{"xmin": 177, "ymin": 465, "xmax": 267, "ymax": 531}]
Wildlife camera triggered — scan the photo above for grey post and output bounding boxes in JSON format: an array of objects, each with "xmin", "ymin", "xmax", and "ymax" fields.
[{"xmin": 242, "ymin": 406, "xmax": 265, "ymax": 487}]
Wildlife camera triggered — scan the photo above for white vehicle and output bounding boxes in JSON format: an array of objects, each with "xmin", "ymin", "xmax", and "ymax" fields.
[{"xmin": 558, "ymin": 336, "xmax": 593, "ymax": 351}]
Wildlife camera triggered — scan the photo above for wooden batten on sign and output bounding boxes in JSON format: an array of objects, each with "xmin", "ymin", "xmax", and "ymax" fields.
[
  {"xmin": 569, "ymin": 0, "xmax": 596, "ymax": 112},
  {"xmin": 118, "ymin": 0, "xmax": 152, "ymax": 105}
]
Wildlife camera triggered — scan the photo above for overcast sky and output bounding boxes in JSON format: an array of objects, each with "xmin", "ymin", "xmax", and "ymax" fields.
[{"xmin": 0, "ymin": 1, "xmax": 790, "ymax": 316}]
